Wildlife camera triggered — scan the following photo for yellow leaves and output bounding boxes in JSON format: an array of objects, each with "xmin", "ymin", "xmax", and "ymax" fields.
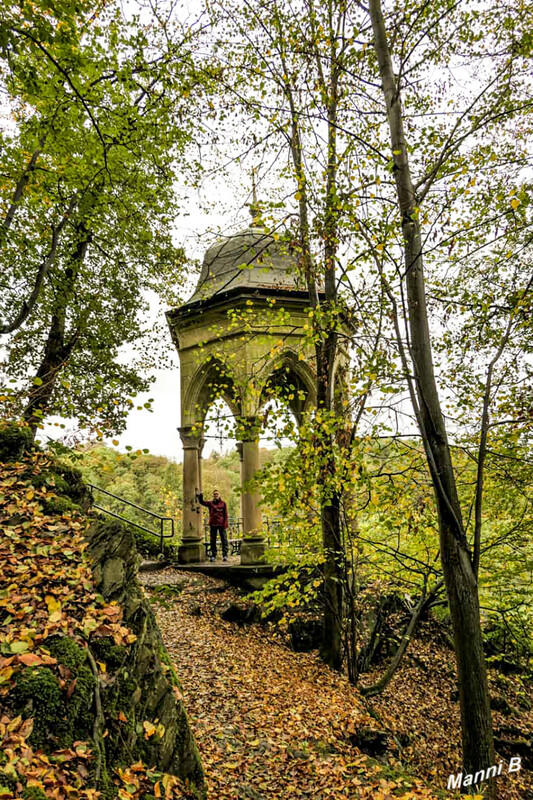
[
  {"xmin": 511, "ymin": 197, "xmax": 521, "ymax": 210},
  {"xmin": 142, "ymin": 720, "xmax": 166, "ymax": 740},
  {"xmin": 0, "ymin": 666, "xmax": 14, "ymax": 684},
  {"xmin": 9, "ymin": 640, "xmax": 29, "ymax": 654},
  {"xmin": 45, "ymin": 594, "xmax": 62, "ymax": 622}
]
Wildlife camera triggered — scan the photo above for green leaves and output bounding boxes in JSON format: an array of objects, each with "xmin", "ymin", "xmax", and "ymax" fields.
[{"xmin": 0, "ymin": 0, "xmax": 206, "ymax": 434}]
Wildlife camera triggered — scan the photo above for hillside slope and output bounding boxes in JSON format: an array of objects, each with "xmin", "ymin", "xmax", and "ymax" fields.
[{"xmin": 0, "ymin": 423, "xmax": 204, "ymax": 800}]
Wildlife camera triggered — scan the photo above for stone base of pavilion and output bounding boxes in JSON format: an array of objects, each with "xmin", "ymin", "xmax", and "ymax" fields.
[
  {"xmin": 139, "ymin": 556, "xmax": 286, "ymax": 591},
  {"xmin": 175, "ymin": 560, "xmax": 285, "ymax": 591}
]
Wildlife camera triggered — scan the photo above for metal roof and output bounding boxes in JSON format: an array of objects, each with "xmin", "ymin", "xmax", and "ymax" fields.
[{"xmin": 184, "ymin": 226, "xmax": 305, "ymax": 306}]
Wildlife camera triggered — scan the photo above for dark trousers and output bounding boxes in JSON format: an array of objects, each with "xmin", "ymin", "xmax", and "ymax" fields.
[{"xmin": 210, "ymin": 525, "xmax": 228, "ymax": 558}]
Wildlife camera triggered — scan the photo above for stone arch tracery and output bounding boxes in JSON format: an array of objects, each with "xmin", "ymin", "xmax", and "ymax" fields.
[
  {"xmin": 259, "ymin": 350, "xmax": 317, "ymax": 425},
  {"xmin": 182, "ymin": 355, "xmax": 242, "ymax": 429}
]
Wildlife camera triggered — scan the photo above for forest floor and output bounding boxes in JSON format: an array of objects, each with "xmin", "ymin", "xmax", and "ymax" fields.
[{"xmin": 141, "ymin": 569, "xmax": 532, "ymax": 800}]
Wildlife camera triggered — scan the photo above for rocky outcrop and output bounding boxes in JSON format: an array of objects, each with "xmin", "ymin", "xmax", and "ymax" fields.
[{"xmin": 88, "ymin": 518, "xmax": 205, "ymax": 795}]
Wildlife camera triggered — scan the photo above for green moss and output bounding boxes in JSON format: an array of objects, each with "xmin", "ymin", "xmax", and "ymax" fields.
[
  {"xmin": 11, "ymin": 640, "xmax": 96, "ymax": 750},
  {"xmin": 41, "ymin": 495, "xmax": 81, "ymax": 515},
  {"xmin": 54, "ymin": 463, "xmax": 92, "ymax": 509},
  {"xmin": 160, "ymin": 646, "xmax": 181, "ymax": 689},
  {"xmin": 46, "ymin": 636, "xmax": 87, "ymax": 672},
  {"xmin": 29, "ymin": 459, "xmax": 91, "ymax": 512},
  {"xmin": 68, "ymin": 664, "xmax": 96, "ymax": 734},
  {"xmin": 11, "ymin": 668, "xmax": 64, "ymax": 749},
  {"xmin": 31, "ymin": 471, "xmax": 70, "ymax": 495},
  {"xmin": 115, "ymin": 674, "xmax": 138, "ymax": 713},
  {"xmin": 91, "ymin": 637, "xmax": 128, "ymax": 670},
  {"xmin": 0, "ymin": 771, "xmax": 19, "ymax": 793},
  {"xmin": 22, "ymin": 787, "xmax": 48, "ymax": 800},
  {"xmin": 0, "ymin": 423, "xmax": 35, "ymax": 462}
]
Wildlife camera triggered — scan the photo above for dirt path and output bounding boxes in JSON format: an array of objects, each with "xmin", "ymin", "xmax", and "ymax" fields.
[{"xmin": 142, "ymin": 570, "xmax": 438, "ymax": 800}]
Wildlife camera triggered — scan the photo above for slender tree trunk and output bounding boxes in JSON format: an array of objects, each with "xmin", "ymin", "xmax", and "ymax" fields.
[
  {"xmin": 361, "ymin": 581, "xmax": 443, "ymax": 697},
  {"xmin": 1, "ymin": 198, "xmax": 75, "ymax": 335},
  {"xmin": 24, "ymin": 311, "xmax": 71, "ymax": 434},
  {"xmin": 23, "ymin": 230, "xmax": 89, "ymax": 433},
  {"xmin": 316, "ymin": 3, "xmax": 346, "ymax": 669},
  {"xmin": 368, "ymin": 0, "xmax": 495, "ymax": 789},
  {"xmin": 278, "ymin": 18, "xmax": 344, "ymax": 667}
]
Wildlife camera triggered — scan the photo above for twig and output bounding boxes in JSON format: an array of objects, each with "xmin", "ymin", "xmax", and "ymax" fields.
[{"xmin": 86, "ymin": 648, "xmax": 104, "ymax": 785}]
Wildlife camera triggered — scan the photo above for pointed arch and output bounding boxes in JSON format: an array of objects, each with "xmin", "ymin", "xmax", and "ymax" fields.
[
  {"xmin": 259, "ymin": 349, "xmax": 316, "ymax": 425},
  {"xmin": 182, "ymin": 355, "xmax": 242, "ymax": 427}
]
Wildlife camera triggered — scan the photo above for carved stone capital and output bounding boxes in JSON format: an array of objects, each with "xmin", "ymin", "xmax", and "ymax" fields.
[
  {"xmin": 236, "ymin": 415, "xmax": 262, "ymax": 442},
  {"xmin": 178, "ymin": 425, "xmax": 204, "ymax": 450}
]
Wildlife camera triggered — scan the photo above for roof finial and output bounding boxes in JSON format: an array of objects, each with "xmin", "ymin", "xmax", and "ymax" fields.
[{"xmin": 249, "ymin": 167, "xmax": 262, "ymax": 226}]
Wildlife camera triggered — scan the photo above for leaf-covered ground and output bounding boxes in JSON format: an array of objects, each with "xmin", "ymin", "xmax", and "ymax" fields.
[{"xmin": 143, "ymin": 569, "xmax": 532, "ymax": 800}]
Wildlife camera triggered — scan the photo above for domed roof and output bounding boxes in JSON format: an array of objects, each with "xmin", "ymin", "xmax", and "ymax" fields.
[{"xmin": 185, "ymin": 224, "xmax": 305, "ymax": 305}]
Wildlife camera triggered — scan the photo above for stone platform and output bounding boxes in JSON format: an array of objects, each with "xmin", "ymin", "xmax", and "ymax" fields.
[{"xmin": 140, "ymin": 557, "xmax": 285, "ymax": 590}]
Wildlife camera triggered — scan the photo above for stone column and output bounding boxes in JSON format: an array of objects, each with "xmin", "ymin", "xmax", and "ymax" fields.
[
  {"xmin": 235, "ymin": 442, "xmax": 244, "ymax": 524},
  {"xmin": 178, "ymin": 426, "xmax": 205, "ymax": 564},
  {"xmin": 238, "ymin": 417, "xmax": 265, "ymax": 565}
]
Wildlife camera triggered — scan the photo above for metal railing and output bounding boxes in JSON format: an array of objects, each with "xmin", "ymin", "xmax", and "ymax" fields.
[
  {"xmin": 201, "ymin": 516, "xmax": 289, "ymax": 556},
  {"xmin": 88, "ymin": 483, "xmax": 175, "ymax": 554},
  {"xmin": 203, "ymin": 517, "xmax": 242, "ymax": 558}
]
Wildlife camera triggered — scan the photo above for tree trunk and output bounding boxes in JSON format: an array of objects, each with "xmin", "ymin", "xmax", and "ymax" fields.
[
  {"xmin": 280, "ymin": 9, "xmax": 345, "ymax": 668},
  {"xmin": 24, "ymin": 311, "xmax": 70, "ymax": 434},
  {"xmin": 368, "ymin": 0, "xmax": 495, "ymax": 789},
  {"xmin": 23, "ymin": 229, "xmax": 89, "ymax": 433},
  {"xmin": 320, "ymin": 482, "xmax": 344, "ymax": 669}
]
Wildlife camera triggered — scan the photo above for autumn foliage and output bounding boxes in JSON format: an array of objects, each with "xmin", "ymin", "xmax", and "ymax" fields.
[{"xmin": 0, "ymin": 426, "xmax": 196, "ymax": 799}]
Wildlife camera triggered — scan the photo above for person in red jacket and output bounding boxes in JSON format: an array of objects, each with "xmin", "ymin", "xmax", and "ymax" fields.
[{"xmin": 197, "ymin": 489, "xmax": 229, "ymax": 562}]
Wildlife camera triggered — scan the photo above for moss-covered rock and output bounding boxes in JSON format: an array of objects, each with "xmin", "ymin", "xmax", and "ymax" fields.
[
  {"xmin": 10, "ymin": 667, "xmax": 64, "ymax": 749},
  {"xmin": 87, "ymin": 517, "xmax": 206, "ymax": 798},
  {"xmin": 22, "ymin": 786, "xmax": 49, "ymax": 800},
  {"xmin": 45, "ymin": 635, "xmax": 87, "ymax": 672},
  {"xmin": 91, "ymin": 637, "xmax": 128, "ymax": 670},
  {"xmin": 54, "ymin": 463, "xmax": 92, "ymax": 511},
  {"xmin": 31, "ymin": 462, "xmax": 92, "ymax": 514},
  {"xmin": 9, "ymin": 649, "xmax": 96, "ymax": 752},
  {"xmin": 0, "ymin": 423, "xmax": 35, "ymax": 462},
  {"xmin": 40, "ymin": 495, "xmax": 82, "ymax": 515}
]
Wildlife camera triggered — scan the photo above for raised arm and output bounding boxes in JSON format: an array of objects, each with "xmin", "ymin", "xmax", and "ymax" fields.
[{"xmin": 197, "ymin": 492, "xmax": 210, "ymax": 509}]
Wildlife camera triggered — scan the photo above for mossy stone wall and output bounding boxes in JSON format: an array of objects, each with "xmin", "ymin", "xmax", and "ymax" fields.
[{"xmin": 87, "ymin": 518, "xmax": 205, "ymax": 797}]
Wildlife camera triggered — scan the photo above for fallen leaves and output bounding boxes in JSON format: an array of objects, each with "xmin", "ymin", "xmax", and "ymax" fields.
[
  {"xmin": 0, "ymin": 455, "xmax": 136, "ymax": 697},
  {"xmin": 145, "ymin": 571, "xmax": 442, "ymax": 800}
]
